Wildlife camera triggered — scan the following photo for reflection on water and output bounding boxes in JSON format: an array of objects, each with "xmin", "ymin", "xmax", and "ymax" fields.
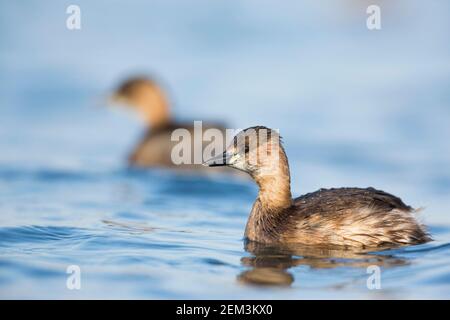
[
  {"xmin": 1, "ymin": 0, "xmax": 450, "ymax": 299},
  {"xmin": 239, "ymin": 241, "xmax": 409, "ymax": 286},
  {"xmin": 0, "ymin": 166, "xmax": 450, "ymax": 298}
]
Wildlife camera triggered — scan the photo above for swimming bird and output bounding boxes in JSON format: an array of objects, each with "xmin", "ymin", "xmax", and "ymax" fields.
[
  {"xmin": 110, "ymin": 76, "xmax": 230, "ymax": 172},
  {"xmin": 204, "ymin": 126, "xmax": 431, "ymax": 248}
]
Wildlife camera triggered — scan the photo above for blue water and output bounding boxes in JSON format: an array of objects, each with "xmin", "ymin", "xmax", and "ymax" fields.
[{"xmin": 1, "ymin": 0, "xmax": 450, "ymax": 299}]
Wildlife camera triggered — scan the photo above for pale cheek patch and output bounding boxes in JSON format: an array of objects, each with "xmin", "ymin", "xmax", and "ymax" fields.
[{"xmin": 229, "ymin": 154, "xmax": 244, "ymax": 170}]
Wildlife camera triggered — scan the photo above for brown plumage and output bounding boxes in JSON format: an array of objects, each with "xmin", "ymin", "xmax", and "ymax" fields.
[
  {"xmin": 129, "ymin": 121, "xmax": 228, "ymax": 171},
  {"xmin": 204, "ymin": 126, "xmax": 431, "ymax": 248},
  {"xmin": 111, "ymin": 76, "xmax": 233, "ymax": 172}
]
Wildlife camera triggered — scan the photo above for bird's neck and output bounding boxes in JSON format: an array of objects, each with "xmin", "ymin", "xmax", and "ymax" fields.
[
  {"xmin": 245, "ymin": 153, "xmax": 293, "ymax": 241},
  {"xmin": 136, "ymin": 89, "xmax": 171, "ymax": 129},
  {"xmin": 145, "ymin": 100, "xmax": 171, "ymax": 129},
  {"xmin": 255, "ymin": 149, "xmax": 292, "ymax": 209},
  {"xmin": 255, "ymin": 173, "xmax": 292, "ymax": 210}
]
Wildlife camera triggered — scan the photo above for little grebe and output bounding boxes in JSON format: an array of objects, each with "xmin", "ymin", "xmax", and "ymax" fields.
[
  {"xmin": 111, "ymin": 76, "xmax": 230, "ymax": 172},
  {"xmin": 204, "ymin": 126, "xmax": 431, "ymax": 248}
]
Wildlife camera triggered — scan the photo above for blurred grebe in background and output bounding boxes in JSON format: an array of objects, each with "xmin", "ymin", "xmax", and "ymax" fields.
[
  {"xmin": 204, "ymin": 126, "xmax": 431, "ymax": 248},
  {"xmin": 110, "ymin": 76, "xmax": 233, "ymax": 173}
]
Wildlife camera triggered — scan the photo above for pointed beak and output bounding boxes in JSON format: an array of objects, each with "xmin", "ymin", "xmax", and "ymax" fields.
[
  {"xmin": 91, "ymin": 94, "xmax": 116, "ymax": 108},
  {"xmin": 106, "ymin": 94, "xmax": 121, "ymax": 106},
  {"xmin": 203, "ymin": 152, "xmax": 231, "ymax": 167}
]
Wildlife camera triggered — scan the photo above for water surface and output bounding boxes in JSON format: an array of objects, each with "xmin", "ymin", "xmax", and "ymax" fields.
[{"xmin": 1, "ymin": 0, "xmax": 450, "ymax": 299}]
